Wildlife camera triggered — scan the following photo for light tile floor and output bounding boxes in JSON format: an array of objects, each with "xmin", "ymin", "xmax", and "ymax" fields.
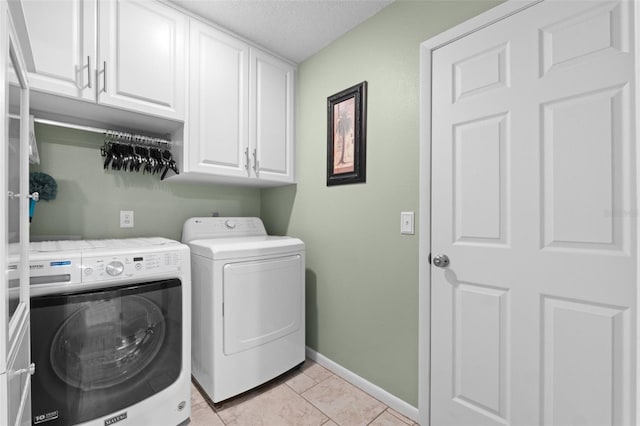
[{"xmin": 190, "ymin": 359, "xmax": 417, "ymax": 426}]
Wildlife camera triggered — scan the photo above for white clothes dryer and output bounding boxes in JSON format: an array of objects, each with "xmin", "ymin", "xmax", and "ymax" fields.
[{"xmin": 182, "ymin": 217, "xmax": 305, "ymax": 403}]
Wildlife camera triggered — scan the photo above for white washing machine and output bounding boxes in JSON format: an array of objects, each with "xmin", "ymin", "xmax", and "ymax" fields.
[
  {"xmin": 27, "ymin": 238, "xmax": 191, "ymax": 426},
  {"xmin": 182, "ymin": 217, "xmax": 305, "ymax": 403}
]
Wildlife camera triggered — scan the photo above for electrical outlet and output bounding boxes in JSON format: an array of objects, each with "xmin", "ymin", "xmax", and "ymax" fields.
[
  {"xmin": 401, "ymin": 211, "xmax": 414, "ymax": 235},
  {"xmin": 120, "ymin": 210, "xmax": 134, "ymax": 228}
]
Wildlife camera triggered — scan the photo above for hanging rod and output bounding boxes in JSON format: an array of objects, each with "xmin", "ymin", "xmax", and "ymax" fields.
[
  {"xmin": 35, "ymin": 117, "xmax": 107, "ymax": 135},
  {"xmin": 14, "ymin": 116, "xmax": 172, "ymax": 147}
]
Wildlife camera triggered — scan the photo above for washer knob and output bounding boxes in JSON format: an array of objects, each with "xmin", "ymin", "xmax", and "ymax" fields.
[
  {"xmin": 106, "ymin": 261, "xmax": 124, "ymax": 276},
  {"xmin": 225, "ymin": 220, "xmax": 236, "ymax": 229}
]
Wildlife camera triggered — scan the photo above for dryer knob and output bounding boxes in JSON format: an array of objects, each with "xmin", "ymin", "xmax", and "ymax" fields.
[
  {"xmin": 225, "ymin": 220, "xmax": 236, "ymax": 229},
  {"xmin": 106, "ymin": 261, "xmax": 124, "ymax": 276}
]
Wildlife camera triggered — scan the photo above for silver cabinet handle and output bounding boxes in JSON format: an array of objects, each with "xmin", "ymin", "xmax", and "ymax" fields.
[
  {"xmin": 87, "ymin": 56, "xmax": 92, "ymax": 89},
  {"xmin": 432, "ymin": 254, "xmax": 450, "ymax": 268},
  {"xmin": 103, "ymin": 61, "xmax": 107, "ymax": 93},
  {"xmin": 7, "ymin": 192, "xmax": 38, "ymax": 201},
  {"xmin": 252, "ymin": 148, "xmax": 259, "ymax": 175},
  {"xmin": 14, "ymin": 363, "xmax": 35, "ymax": 376},
  {"xmin": 244, "ymin": 148, "xmax": 250, "ymax": 174}
]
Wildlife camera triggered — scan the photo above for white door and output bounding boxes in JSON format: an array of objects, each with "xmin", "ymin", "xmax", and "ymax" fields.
[
  {"xmin": 1, "ymin": 3, "xmax": 32, "ymax": 425},
  {"xmin": 188, "ymin": 19, "xmax": 249, "ymax": 178},
  {"xmin": 249, "ymin": 48, "xmax": 295, "ymax": 183},
  {"xmin": 431, "ymin": 0, "xmax": 636, "ymax": 425},
  {"xmin": 21, "ymin": 0, "xmax": 96, "ymax": 101},
  {"xmin": 98, "ymin": 0, "xmax": 186, "ymax": 120}
]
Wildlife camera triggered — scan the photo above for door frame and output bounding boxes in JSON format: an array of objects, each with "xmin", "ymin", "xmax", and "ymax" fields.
[{"xmin": 416, "ymin": 0, "xmax": 640, "ymax": 424}]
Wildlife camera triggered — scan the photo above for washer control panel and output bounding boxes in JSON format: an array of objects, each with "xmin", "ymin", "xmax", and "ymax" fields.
[
  {"xmin": 29, "ymin": 253, "xmax": 83, "ymax": 286},
  {"xmin": 82, "ymin": 250, "xmax": 183, "ymax": 282}
]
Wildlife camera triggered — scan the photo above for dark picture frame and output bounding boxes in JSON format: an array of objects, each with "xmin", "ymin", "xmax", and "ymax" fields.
[{"xmin": 326, "ymin": 81, "xmax": 367, "ymax": 186}]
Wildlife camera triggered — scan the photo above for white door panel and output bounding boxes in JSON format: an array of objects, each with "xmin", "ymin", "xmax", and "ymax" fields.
[{"xmin": 431, "ymin": 0, "xmax": 635, "ymax": 425}]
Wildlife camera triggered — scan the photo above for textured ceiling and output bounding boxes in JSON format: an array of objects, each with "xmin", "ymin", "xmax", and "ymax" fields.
[{"xmin": 169, "ymin": 0, "xmax": 394, "ymax": 63}]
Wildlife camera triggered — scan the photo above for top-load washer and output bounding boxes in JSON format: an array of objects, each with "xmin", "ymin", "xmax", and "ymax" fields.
[{"xmin": 182, "ymin": 217, "xmax": 305, "ymax": 403}]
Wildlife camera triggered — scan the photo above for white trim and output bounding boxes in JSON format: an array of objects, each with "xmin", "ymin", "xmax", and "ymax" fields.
[
  {"xmin": 418, "ymin": 1, "xmax": 544, "ymax": 425},
  {"xmin": 633, "ymin": 2, "xmax": 640, "ymax": 425},
  {"xmin": 419, "ymin": 0, "xmax": 542, "ymax": 52},
  {"xmin": 417, "ymin": 39, "xmax": 432, "ymax": 426},
  {"xmin": 305, "ymin": 347, "xmax": 418, "ymax": 422}
]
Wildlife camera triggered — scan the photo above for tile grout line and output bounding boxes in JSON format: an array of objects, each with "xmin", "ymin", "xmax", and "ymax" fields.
[
  {"xmin": 386, "ymin": 407, "xmax": 415, "ymax": 425},
  {"xmin": 298, "ymin": 390, "xmax": 341, "ymax": 426},
  {"xmin": 296, "ymin": 371, "xmax": 388, "ymax": 426},
  {"xmin": 366, "ymin": 409, "xmax": 387, "ymax": 426},
  {"xmin": 296, "ymin": 370, "xmax": 341, "ymax": 425}
]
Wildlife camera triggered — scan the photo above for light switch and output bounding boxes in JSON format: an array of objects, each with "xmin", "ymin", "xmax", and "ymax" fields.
[{"xmin": 401, "ymin": 211, "xmax": 414, "ymax": 235}]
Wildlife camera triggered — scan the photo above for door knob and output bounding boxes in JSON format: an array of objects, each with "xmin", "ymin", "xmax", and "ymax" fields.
[{"xmin": 433, "ymin": 254, "xmax": 450, "ymax": 268}]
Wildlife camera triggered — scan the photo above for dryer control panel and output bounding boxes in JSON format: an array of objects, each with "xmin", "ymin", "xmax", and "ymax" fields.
[
  {"xmin": 82, "ymin": 250, "xmax": 184, "ymax": 282},
  {"xmin": 182, "ymin": 217, "xmax": 267, "ymax": 242}
]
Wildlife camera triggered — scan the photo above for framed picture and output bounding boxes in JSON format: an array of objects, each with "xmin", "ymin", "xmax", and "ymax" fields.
[{"xmin": 327, "ymin": 81, "xmax": 367, "ymax": 186}]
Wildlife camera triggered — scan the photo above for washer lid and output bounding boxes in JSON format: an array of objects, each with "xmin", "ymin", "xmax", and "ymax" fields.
[{"xmin": 187, "ymin": 236, "xmax": 304, "ymax": 259}]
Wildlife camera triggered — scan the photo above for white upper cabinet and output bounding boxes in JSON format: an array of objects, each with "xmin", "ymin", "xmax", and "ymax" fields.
[
  {"xmin": 21, "ymin": 0, "xmax": 96, "ymax": 102},
  {"xmin": 250, "ymin": 47, "xmax": 295, "ymax": 184},
  {"xmin": 98, "ymin": 0, "xmax": 186, "ymax": 120},
  {"xmin": 21, "ymin": 0, "xmax": 186, "ymax": 121},
  {"xmin": 20, "ymin": 1, "xmax": 295, "ymax": 186},
  {"xmin": 188, "ymin": 19, "xmax": 249, "ymax": 178},
  {"xmin": 180, "ymin": 18, "xmax": 295, "ymax": 186}
]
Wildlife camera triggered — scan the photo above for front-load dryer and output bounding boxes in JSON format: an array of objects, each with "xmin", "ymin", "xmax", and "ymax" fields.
[{"xmin": 182, "ymin": 217, "xmax": 305, "ymax": 403}]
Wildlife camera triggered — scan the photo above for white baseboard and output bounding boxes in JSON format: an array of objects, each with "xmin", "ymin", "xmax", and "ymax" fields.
[{"xmin": 305, "ymin": 347, "xmax": 419, "ymax": 422}]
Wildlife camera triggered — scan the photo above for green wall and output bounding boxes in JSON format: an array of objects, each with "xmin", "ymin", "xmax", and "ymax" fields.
[
  {"xmin": 261, "ymin": 0, "xmax": 501, "ymax": 407},
  {"xmin": 30, "ymin": 124, "xmax": 260, "ymax": 240}
]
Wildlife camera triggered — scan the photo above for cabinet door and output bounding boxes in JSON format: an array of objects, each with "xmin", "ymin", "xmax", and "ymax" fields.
[
  {"xmin": 21, "ymin": 0, "xmax": 96, "ymax": 102},
  {"xmin": 1, "ymin": 3, "xmax": 32, "ymax": 424},
  {"xmin": 250, "ymin": 48, "xmax": 295, "ymax": 183},
  {"xmin": 5, "ymin": 325, "xmax": 31, "ymax": 426},
  {"xmin": 188, "ymin": 19, "xmax": 249, "ymax": 178},
  {"xmin": 98, "ymin": 0, "xmax": 186, "ymax": 120}
]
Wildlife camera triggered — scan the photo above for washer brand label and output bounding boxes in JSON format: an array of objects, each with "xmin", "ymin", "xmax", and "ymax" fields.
[
  {"xmin": 34, "ymin": 410, "xmax": 59, "ymax": 424},
  {"xmin": 104, "ymin": 412, "xmax": 127, "ymax": 426},
  {"xmin": 30, "ymin": 264, "xmax": 44, "ymax": 269}
]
